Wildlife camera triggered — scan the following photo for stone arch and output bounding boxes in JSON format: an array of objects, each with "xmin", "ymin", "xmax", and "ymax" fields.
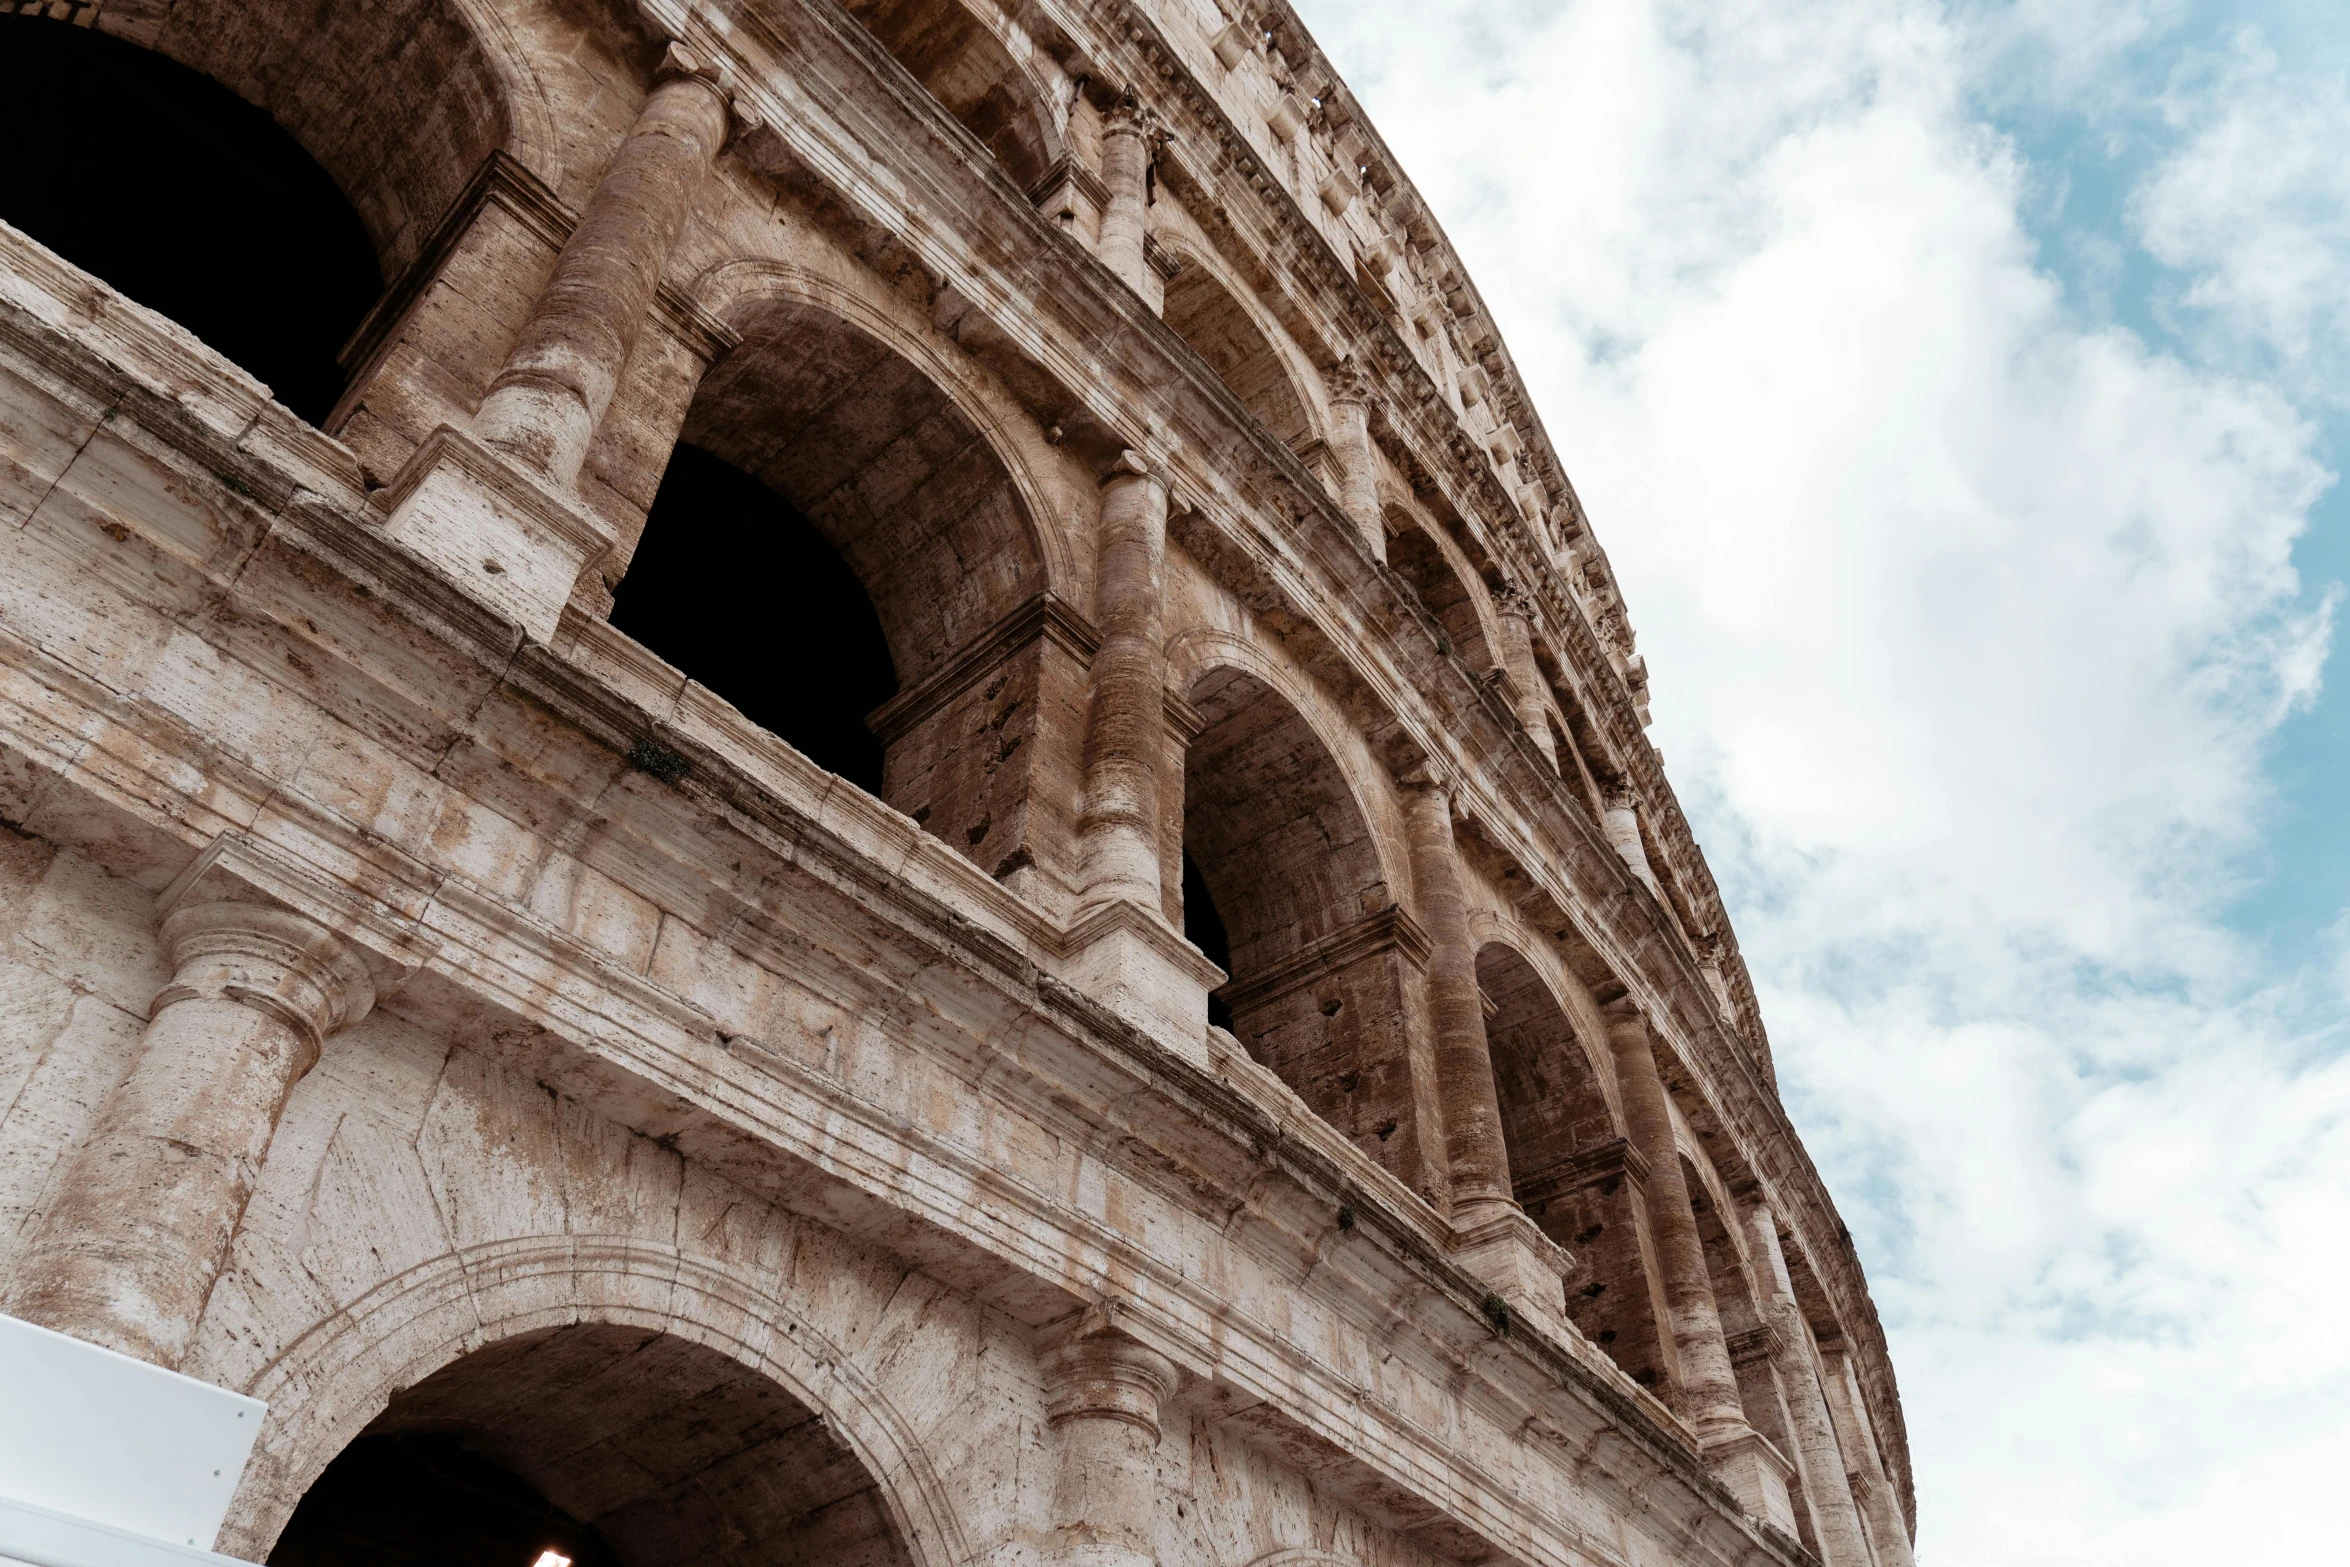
[
  {"xmin": 683, "ymin": 258, "xmax": 1078, "ymax": 604},
  {"xmin": 1384, "ymin": 506, "xmax": 1502, "ymax": 676},
  {"xmin": 82, "ymin": 0, "xmax": 557, "ymax": 280},
  {"xmin": 1159, "ymin": 250, "xmax": 1318, "ymax": 453},
  {"xmin": 219, "ymin": 1238, "xmax": 973, "ymax": 1567},
  {"xmin": 1240, "ymin": 1551, "xmax": 1364, "ymax": 1567},
  {"xmin": 1468, "ymin": 938, "xmax": 1670, "ymax": 1386},
  {"xmin": 622, "ymin": 259, "xmax": 1083, "ymax": 884},
  {"xmin": 1679, "ymin": 1149, "xmax": 1810, "ymax": 1538},
  {"xmin": 1474, "ymin": 939, "xmax": 1618, "ymax": 1188},
  {"xmin": 840, "ymin": 0, "xmax": 1063, "ymax": 195},
  {"xmin": 1170, "ymin": 634, "xmax": 1441, "ymax": 1200}
]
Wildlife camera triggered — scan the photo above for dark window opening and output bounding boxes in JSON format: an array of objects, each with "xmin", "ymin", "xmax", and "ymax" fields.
[
  {"xmin": 613, "ymin": 443, "xmax": 899, "ymax": 796},
  {"xmin": 0, "ymin": 19, "xmax": 381, "ymax": 425},
  {"xmin": 1182, "ymin": 848, "xmax": 1235, "ymax": 1033},
  {"xmin": 268, "ymin": 1434, "xmax": 622, "ymax": 1567}
]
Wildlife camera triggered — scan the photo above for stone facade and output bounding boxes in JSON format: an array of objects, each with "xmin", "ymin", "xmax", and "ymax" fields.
[{"xmin": 0, "ymin": 3, "xmax": 1912, "ymax": 1566}]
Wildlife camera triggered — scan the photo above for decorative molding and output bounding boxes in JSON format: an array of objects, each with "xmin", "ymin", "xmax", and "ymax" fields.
[
  {"xmin": 1512, "ymin": 1137, "xmax": 1652, "ymax": 1211},
  {"xmin": 866, "ymin": 591, "xmax": 1101, "ymax": 744},
  {"xmin": 1219, "ymin": 902, "xmax": 1431, "ymax": 1017}
]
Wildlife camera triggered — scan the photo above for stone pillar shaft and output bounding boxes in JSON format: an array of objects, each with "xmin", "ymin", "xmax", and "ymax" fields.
[
  {"xmin": 1076, "ymin": 457, "xmax": 1170, "ymax": 907},
  {"xmin": 1042, "ymin": 1327, "xmax": 1177, "ymax": 1567},
  {"xmin": 1823, "ymin": 1344, "xmax": 1917, "ymax": 1567},
  {"xmin": 1098, "ymin": 106, "xmax": 1152, "ymax": 298},
  {"xmin": 1401, "ymin": 783, "xmax": 1512, "ymax": 1218},
  {"xmin": 1602, "ymin": 789, "xmax": 1660, "ymax": 896},
  {"xmin": 1605, "ymin": 1011, "xmax": 1746, "ymax": 1436},
  {"xmin": 1493, "ymin": 594, "xmax": 1557, "ymax": 767},
  {"xmin": 1327, "ymin": 384, "xmax": 1382, "ymax": 559},
  {"xmin": 1744, "ymin": 1205, "xmax": 1874, "ymax": 1567},
  {"xmin": 475, "ymin": 65, "xmax": 730, "ymax": 487},
  {"xmin": 5, "ymin": 902, "xmax": 373, "ymax": 1368}
]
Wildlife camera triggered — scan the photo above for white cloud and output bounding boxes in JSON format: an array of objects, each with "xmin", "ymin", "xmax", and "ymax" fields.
[
  {"xmin": 2135, "ymin": 34, "xmax": 2350, "ymax": 388},
  {"xmin": 1293, "ymin": 1, "xmax": 2350, "ymax": 1562}
]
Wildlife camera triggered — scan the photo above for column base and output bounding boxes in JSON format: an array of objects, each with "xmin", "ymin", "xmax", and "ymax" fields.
[
  {"xmin": 1450, "ymin": 1205, "xmax": 1573, "ymax": 1341},
  {"xmin": 1057, "ymin": 899, "xmax": 1224, "ymax": 1069},
  {"xmin": 1700, "ymin": 1425, "xmax": 1801, "ymax": 1536},
  {"xmin": 373, "ymin": 424, "xmax": 613, "ymax": 645}
]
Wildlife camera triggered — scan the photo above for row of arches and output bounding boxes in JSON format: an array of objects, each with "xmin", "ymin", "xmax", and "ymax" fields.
[
  {"xmin": 822, "ymin": 1, "xmax": 1659, "ymax": 871},
  {"xmin": 0, "ymin": 0, "xmax": 1738, "ymax": 1438}
]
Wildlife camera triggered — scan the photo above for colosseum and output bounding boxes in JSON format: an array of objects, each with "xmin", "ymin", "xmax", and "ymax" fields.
[{"xmin": 0, "ymin": 4, "xmax": 1913, "ymax": 1567}]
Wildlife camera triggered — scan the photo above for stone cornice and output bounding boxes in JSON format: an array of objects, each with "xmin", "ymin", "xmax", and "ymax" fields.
[
  {"xmin": 866, "ymin": 590, "xmax": 1101, "ymax": 744},
  {"xmin": 1217, "ymin": 902, "xmax": 1431, "ymax": 1017}
]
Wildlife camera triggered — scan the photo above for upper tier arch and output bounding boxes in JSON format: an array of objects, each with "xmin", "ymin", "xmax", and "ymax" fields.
[
  {"xmin": 678, "ymin": 258, "xmax": 1073, "ymax": 681},
  {"xmin": 84, "ymin": 0, "xmax": 558, "ymax": 279},
  {"xmin": 839, "ymin": 0, "xmax": 1063, "ymax": 195},
  {"xmin": 1159, "ymin": 247, "xmax": 1320, "ymax": 454}
]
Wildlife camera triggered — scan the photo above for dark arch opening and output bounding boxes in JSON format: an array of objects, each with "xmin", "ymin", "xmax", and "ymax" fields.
[
  {"xmin": 1385, "ymin": 515, "xmax": 1497, "ymax": 675},
  {"xmin": 615, "ymin": 297, "xmax": 1049, "ymax": 877},
  {"xmin": 1181, "ymin": 848, "xmax": 1234, "ymax": 1032},
  {"xmin": 1182, "ymin": 665, "xmax": 1450, "ymax": 1200},
  {"xmin": 270, "ymin": 1324, "xmax": 916, "ymax": 1567},
  {"xmin": 1476, "ymin": 942, "xmax": 1673, "ymax": 1390},
  {"xmin": 613, "ymin": 444, "xmax": 897, "ymax": 795},
  {"xmin": 270, "ymin": 1435, "xmax": 623, "ymax": 1567},
  {"xmin": 0, "ymin": 18, "xmax": 381, "ymax": 425}
]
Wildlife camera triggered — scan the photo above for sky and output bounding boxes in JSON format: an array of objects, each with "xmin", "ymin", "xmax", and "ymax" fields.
[{"xmin": 1287, "ymin": 1, "xmax": 2350, "ymax": 1561}]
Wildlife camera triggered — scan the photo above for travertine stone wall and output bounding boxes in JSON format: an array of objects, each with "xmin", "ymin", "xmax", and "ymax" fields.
[{"xmin": 0, "ymin": 2, "xmax": 1910, "ymax": 1565}]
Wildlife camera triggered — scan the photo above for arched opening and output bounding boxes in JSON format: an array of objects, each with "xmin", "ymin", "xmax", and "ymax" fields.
[
  {"xmin": 1161, "ymin": 268, "xmax": 1314, "ymax": 452},
  {"xmin": 840, "ymin": 0, "xmax": 1055, "ymax": 193},
  {"xmin": 614, "ymin": 445, "xmax": 896, "ymax": 794},
  {"xmin": 1182, "ymin": 848, "xmax": 1237, "ymax": 1033},
  {"xmin": 0, "ymin": 18, "xmax": 381, "ymax": 425},
  {"xmin": 1476, "ymin": 943, "xmax": 1674, "ymax": 1390},
  {"xmin": 1183, "ymin": 665, "xmax": 1442, "ymax": 1199},
  {"xmin": 616, "ymin": 295, "xmax": 1062, "ymax": 884},
  {"xmin": 269, "ymin": 1324, "xmax": 915, "ymax": 1567},
  {"xmin": 1685, "ymin": 1157, "xmax": 1813, "ymax": 1544},
  {"xmin": 1384, "ymin": 514, "xmax": 1498, "ymax": 675}
]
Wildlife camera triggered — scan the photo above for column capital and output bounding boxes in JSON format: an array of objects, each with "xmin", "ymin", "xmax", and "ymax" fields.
[
  {"xmin": 155, "ymin": 901, "xmax": 376, "ymax": 1063},
  {"xmin": 1040, "ymin": 1323, "xmax": 1181, "ymax": 1440},
  {"xmin": 1327, "ymin": 353, "xmax": 1374, "ymax": 407},
  {"xmin": 1102, "ymin": 90, "xmax": 1164, "ymax": 142},
  {"xmin": 1097, "ymin": 447, "xmax": 1164, "ymax": 488},
  {"xmin": 651, "ymin": 39, "xmax": 764, "ymax": 140}
]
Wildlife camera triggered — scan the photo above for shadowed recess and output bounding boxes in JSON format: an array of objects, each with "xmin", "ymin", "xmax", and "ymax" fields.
[
  {"xmin": 1386, "ymin": 515, "xmax": 1496, "ymax": 673},
  {"xmin": 678, "ymin": 297, "xmax": 1044, "ymax": 691},
  {"xmin": 614, "ymin": 443, "xmax": 898, "ymax": 795},
  {"xmin": 270, "ymin": 1324, "xmax": 914, "ymax": 1567},
  {"xmin": 839, "ymin": 0, "xmax": 1054, "ymax": 192},
  {"xmin": 1161, "ymin": 267, "xmax": 1314, "ymax": 451},
  {"xmin": 0, "ymin": 18, "xmax": 381, "ymax": 425},
  {"xmin": 1182, "ymin": 849, "xmax": 1235, "ymax": 1032},
  {"xmin": 1184, "ymin": 665, "xmax": 1389, "ymax": 982}
]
